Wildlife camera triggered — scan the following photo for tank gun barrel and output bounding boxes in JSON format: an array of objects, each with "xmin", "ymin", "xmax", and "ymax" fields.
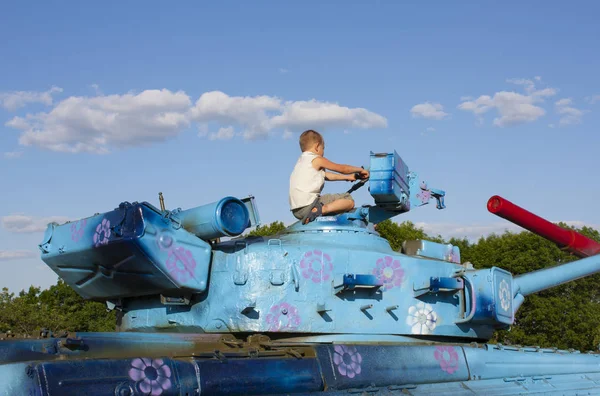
[
  {"xmin": 487, "ymin": 195, "xmax": 600, "ymax": 258},
  {"xmin": 514, "ymin": 253, "xmax": 600, "ymax": 296},
  {"xmin": 487, "ymin": 195, "xmax": 600, "ymax": 311}
]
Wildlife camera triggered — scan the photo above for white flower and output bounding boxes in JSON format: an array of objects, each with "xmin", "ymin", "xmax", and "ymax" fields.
[
  {"xmin": 499, "ymin": 279, "xmax": 511, "ymax": 312},
  {"xmin": 406, "ymin": 302, "xmax": 437, "ymax": 334}
]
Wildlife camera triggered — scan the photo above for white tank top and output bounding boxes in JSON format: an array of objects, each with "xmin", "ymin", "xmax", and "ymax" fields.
[{"xmin": 289, "ymin": 152, "xmax": 325, "ymax": 209}]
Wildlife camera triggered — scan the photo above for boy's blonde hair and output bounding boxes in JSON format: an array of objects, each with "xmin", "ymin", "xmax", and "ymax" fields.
[{"xmin": 299, "ymin": 129, "xmax": 324, "ymax": 152}]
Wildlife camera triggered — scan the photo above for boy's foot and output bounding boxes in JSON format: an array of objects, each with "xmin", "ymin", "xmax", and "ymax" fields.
[{"xmin": 303, "ymin": 201, "xmax": 323, "ymax": 224}]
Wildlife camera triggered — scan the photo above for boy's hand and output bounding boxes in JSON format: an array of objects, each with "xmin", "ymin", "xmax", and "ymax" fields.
[{"xmin": 358, "ymin": 169, "xmax": 370, "ymax": 179}]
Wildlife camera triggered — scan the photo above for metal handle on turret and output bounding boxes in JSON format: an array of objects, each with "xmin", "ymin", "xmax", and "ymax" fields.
[
  {"xmin": 346, "ymin": 178, "xmax": 369, "ymax": 194},
  {"xmin": 454, "ymin": 277, "xmax": 476, "ymax": 324},
  {"xmin": 346, "ymin": 167, "xmax": 370, "ymax": 194}
]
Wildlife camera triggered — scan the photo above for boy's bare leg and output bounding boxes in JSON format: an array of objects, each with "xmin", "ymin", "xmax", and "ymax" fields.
[{"xmin": 316, "ymin": 199, "xmax": 354, "ymax": 216}]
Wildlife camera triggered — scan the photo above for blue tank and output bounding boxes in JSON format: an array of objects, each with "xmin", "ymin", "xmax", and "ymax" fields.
[{"xmin": 2, "ymin": 149, "xmax": 600, "ymax": 395}]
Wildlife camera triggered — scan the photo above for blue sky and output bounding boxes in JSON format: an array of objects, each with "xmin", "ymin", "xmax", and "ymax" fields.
[{"xmin": 1, "ymin": 1, "xmax": 599, "ymax": 293}]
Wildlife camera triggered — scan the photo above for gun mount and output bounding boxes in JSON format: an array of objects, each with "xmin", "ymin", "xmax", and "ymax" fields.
[{"xmin": 2, "ymin": 150, "xmax": 600, "ymax": 395}]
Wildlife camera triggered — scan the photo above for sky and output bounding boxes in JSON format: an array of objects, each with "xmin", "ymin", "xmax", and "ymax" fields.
[{"xmin": 1, "ymin": 1, "xmax": 599, "ymax": 293}]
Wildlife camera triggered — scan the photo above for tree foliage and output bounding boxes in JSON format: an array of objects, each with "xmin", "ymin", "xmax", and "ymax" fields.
[
  {"xmin": 0, "ymin": 280, "xmax": 115, "ymax": 336},
  {"xmin": 2, "ymin": 219, "xmax": 599, "ymax": 351},
  {"xmin": 247, "ymin": 221, "xmax": 287, "ymax": 237}
]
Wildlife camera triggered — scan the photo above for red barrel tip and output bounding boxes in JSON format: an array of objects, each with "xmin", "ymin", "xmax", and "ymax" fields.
[{"xmin": 487, "ymin": 195, "xmax": 503, "ymax": 213}]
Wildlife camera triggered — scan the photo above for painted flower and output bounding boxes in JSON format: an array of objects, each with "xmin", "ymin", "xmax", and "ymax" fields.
[
  {"xmin": 265, "ymin": 302, "xmax": 301, "ymax": 331},
  {"xmin": 406, "ymin": 302, "xmax": 438, "ymax": 334},
  {"xmin": 128, "ymin": 357, "xmax": 172, "ymax": 395},
  {"xmin": 372, "ymin": 255, "xmax": 404, "ymax": 291},
  {"xmin": 434, "ymin": 346, "xmax": 459, "ymax": 374},
  {"xmin": 416, "ymin": 189, "xmax": 431, "ymax": 204},
  {"xmin": 445, "ymin": 246, "xmax": 460, "ymax": 264},
  {"xmin": 93, "ymin": 218, "xmax": 111, "ymax": 247},
  {"xmin": 166, "ymin": 247, "xmax": 197, "ymax": 283},
  {"xmin": 333, "ymin": 345, "xmax": 362, "ymax": 378},
  {"xmin": 499, "ymin": 279, "xmax": 511, "ymax": 312},
  {"xmin": 70, "ymin": 219, "xmax": 87, "ymax": 243},
  {"xmin": 299, "ymin": 249, "xmax": 333, "ymax": 283}
]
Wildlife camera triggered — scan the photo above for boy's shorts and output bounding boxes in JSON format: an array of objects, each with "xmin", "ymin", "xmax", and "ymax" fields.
[{"xmin": 291, "ymin": 193, "xmax": 353, "ymax": 220}]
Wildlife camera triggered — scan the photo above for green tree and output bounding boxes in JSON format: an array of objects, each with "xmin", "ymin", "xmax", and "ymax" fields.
[
  {"xmin": 375, "ymin": 220, "xmax": 444, "ymax": 251},
  {"xmin": 0, "ymin": 280, "xmax": 115, "ymax": 336},
  {"xmin": 466, "ymin": 226, "xmax": 600, "ymax": 351},
  {"xmin": 247, "ymin": 221, "xmax": 287, "ymax": 237}
]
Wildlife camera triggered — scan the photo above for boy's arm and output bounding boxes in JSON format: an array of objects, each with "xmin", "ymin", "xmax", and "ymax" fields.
[
  {"xmin": 324, "ymin": 172, "xmax": 355, "ymax": 181},
  {"xmin": 313, "ymin": 157, "xmax": 369, "ymax": 178}
]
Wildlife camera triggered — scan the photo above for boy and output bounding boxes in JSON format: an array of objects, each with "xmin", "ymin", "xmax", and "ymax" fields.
[{"xmin": 289, "ymin": 129, "xmax": 369, "ymax": 224}]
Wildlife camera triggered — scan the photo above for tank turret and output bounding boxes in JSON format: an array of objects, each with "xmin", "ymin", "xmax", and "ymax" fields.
[{"xmin": 2, "ymin": 149, "xmax": 600, "ymax": 395}]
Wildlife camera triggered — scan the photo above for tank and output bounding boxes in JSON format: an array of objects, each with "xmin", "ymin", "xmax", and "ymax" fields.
[{"xmin": 1, "ymin": 149, "xmax": 600, "ymax": 395}]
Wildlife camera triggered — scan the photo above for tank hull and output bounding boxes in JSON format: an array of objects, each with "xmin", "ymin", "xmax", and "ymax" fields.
[{"xmin": 1, "ymin": 332, "xmax": 600, "ymax": 395}]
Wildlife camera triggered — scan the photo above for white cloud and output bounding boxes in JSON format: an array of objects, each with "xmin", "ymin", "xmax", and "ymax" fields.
[
  {"xmin": 4, "ymin": 150, "xmax": 23, "ymax": 159},
  {"xmin": 5, "ymin": 88, "xmax": 387, "ymax": 153},
  {"xmin": 279, "ymin": 68, "xmax": 289, "ymax": 74},
  {"xmin": 90, "ymin": 83, "xmax": 102, "ymax": 95},
  {"xmin": 0, "ymin": 86, "xmax": 63, "ymax": 111},
  {"xmin": 555, "ymin": 98, "xmax": 584, "ymax": 126},
  {"xmin": 190, "ymin": 92, "xmax": 387, "ymax": 140},
  {"xmin": 415, "ymin": 220, "xmax": 599, "ymax": 241},
  {"xmin": 458, "ymin": 77, "xmax": 557, "ymax": 127},
  {"xmin": 585, "ymin": 94, "xmax": 600, "ymax": 104},
  {"xmin": 190, "ymin": 91, "xmax": 281, "ymax": 140},
  {"xmin": 0, "ymin": 250, "xmax": 37, "ymax": 261},
  {"xmin": 506, "ymin": 78, "xmax": 536, "ymax": 94},
  {"xmin": 426, "ymin": 127, "xmax": 435, "ymax": 132},
  {"xmin": 415, "ymin": 221, "xmax": 521, "ymax": 240},
  {"xmin": 269, "ymin": 99, "xmax": 387, "ymax": 132},
  {"xmin": 2, "ymin": 214, "xmax": 71, "ymax": 233},
  {"xmin": 208, "ymin": 126, "xmax": 236, "ymax": 140},
  {"xmin": 7, "ymin": 89, "xmax": 192, "ymax": 154},
  {"xmin": 410, "ymin": 102, "xmax": 448, "ymax": 120}
]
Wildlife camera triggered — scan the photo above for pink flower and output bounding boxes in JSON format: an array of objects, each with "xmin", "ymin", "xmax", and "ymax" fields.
[
  {"xmin": 166, "ymin": 247, "xmax": 197, "ymax": 283},
  {"xmin": 416, "ymin": 189, "xmax": 431, "ymax": 204},
  {"xmin": 70, "ymin": 219, "xmax": 86, "ymax": 243},
  {"xmin": 446, "ymin": 246, "xmax": 460, "ymax": 264},
  {"xmin": 372, "ymin": 256, "xmax": 404, "ymax": 291},
  {"xmin": 128, "ymin": 358, "xmax": 172, "ymax": 395},
  {"xmin": 299, "ymin": 250, "xmax": 333, "ymax": 283},
  {"xmin": 93, "ymin": 218, "xmax": 110, "ymax": 247},
  {"xmin": 333, "ymin": 345, "xmax": 362, "ymax": 378},
  {"xmin": 265, "ymin": 302, "xmax": 301, "ymax": 331},
  {"xmin": 434, "ymin": 346, "xmax": 459, "ymax": 374}
]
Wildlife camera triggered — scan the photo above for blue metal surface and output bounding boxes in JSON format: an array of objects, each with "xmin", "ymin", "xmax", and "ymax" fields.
[
  {"xmin": 402, "ymin": 239, "xmax": 461, "ymax": 264},
  {"xmin": 2, "ymin": 334, "xmax": 600, "ymax": 395},
  {"xmin": 514, "ymin": 252, "xmax": 600, "ymax": 296},
  {"xmin": 3, "ymin": 148, "xmax": 600, "ymax": 395},
  {"xmin": 369, "ymin": 150, "xmax": 410, "ymax": 205},
  {"xmin": 39, "ymin": 201, "xmax": 213, "ymax": 299},
  {"xmin": 178, "ymin": 196, "xmax": 251, "ymax": 240}
]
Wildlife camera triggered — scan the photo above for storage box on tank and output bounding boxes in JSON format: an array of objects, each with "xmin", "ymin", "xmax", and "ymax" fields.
[{"xmin": 369, "ymin": 150, "xmax": 410, "ymax": 204}]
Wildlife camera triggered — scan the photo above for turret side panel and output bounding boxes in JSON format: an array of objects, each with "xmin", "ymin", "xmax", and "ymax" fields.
[
  {"xmin": 119, "ymin": 232, "xmax": 494, "ymax": 339},
  {"xmin": 40, "ymin": 203, "xmax": 211, "ymax": 300}
]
